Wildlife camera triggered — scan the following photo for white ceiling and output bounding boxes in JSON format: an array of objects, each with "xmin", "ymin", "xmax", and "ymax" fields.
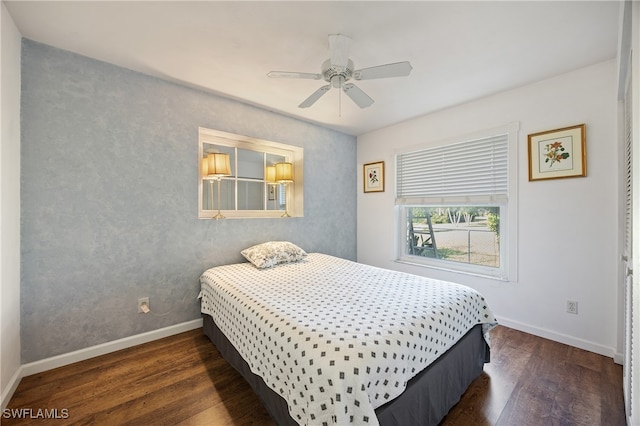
[{"xmin": 5, "ymin": 1, "xmax": 621, "ymax": 136}]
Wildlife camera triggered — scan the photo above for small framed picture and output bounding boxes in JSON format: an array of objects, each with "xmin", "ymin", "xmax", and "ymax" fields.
[
  {"xmin": 528, "ymin": 124, "xmax": 586, "ymax": 181},
  {"xmin": 363, "ymin": 161, "xmax": 385, "ymax": 193}
]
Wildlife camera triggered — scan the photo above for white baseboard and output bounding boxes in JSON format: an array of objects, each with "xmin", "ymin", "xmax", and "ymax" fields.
[
  {"xmin": 1, "ymin": 367, "xmax": 23, "ymax": 410},
  {"xmin": 496, "ymin": 316, "xmax": 616, "ymax": 359},
  {"xmin": 1, "ymin": 318, "xmax": 203, "ymax": 409},
  {"xmin": 613, "ymin": 352, "xmax": 624, "ymax": 365}
]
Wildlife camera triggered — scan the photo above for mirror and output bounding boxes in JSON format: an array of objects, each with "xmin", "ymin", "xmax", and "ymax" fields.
[{"xmin": 199, "ymin": 127, "xmax": 304, "ymax": 219}]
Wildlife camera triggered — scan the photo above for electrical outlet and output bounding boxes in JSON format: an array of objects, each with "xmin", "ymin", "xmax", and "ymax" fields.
[
  {"xmin": 566, "ymin": 300, "xmax": 578, "ymax": 314},
  {"xmin": 138, "ymin": 297, "xmax": 149, "ymax": 314}
]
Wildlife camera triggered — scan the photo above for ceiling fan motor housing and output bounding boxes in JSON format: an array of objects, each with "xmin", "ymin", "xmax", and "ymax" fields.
[{"xmin": 322, "ymin": 59, "xmax": 354, "ymax": 87}]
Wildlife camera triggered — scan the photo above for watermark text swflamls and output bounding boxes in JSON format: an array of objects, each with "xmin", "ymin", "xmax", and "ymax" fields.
[{"xmin": 2, "ymin": 408, "xmax": 69, "ymax": 419}]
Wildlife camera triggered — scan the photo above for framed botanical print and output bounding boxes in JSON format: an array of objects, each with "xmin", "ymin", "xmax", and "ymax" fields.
[
  {"xmin": 528, "ymin": 124, "xmax": 586, "ymax": 181},
  {"xmin": 363, "ymin": 161, "xmax": 385, "ymax": 193}
]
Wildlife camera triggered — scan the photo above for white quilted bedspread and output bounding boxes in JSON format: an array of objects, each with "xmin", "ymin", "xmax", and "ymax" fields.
[{"xmin": 199, "ymin": 253, "xmax": 496, "ymax": 426}]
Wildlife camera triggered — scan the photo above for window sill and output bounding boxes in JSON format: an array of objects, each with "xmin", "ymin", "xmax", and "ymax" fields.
[
  {"xmin": 199, "ymin": 210, "xmax": 302, "ymax": 219},
  {"xmin": 394, "ymin": 258, "xmax": 509, "ymax": 282}
]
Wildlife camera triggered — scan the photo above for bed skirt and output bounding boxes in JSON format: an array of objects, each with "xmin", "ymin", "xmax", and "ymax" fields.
[{"xmin": 202, "ymin": 314, "xmax": 489, "ymax": 426}]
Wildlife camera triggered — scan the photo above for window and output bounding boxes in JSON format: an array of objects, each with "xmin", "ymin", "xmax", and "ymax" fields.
[
  {"xmin": 395, "ymin": 124, "xmax": 518, "ymax": 280},
  {"xmin": 199, "ymin": 127, "xmax": 303, "ymax": 219}
]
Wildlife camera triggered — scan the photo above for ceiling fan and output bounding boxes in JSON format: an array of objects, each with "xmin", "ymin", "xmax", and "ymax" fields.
[{"xmin": 267, "ymin": 34, "xmax": 413, "ymax": 110}]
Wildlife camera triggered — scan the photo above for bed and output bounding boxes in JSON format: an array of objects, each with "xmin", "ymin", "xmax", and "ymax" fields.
[{"xmin": 199, "ymin": 242, "xmax": 497, "ymax": 426}]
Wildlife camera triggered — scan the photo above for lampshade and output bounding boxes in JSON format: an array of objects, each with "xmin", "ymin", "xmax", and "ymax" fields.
[
  {"xmin": 200, "ymin": 157, "xmax": 209, "ymax": 177},
  {"xmin": 275, "ymin": 162, "xmax": 293, "ymax": 183},
  {"xmin": 265, "ymin": 165, "xmax": 277, "ymax": 183},
  {"xmin": 206, "ymin": 153, "xmax": 231, "ymax": 177}
]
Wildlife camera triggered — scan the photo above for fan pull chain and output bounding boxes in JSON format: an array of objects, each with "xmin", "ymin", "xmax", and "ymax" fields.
[{"xmin": 339, "ymin": 86, "xmax": 342, "ymax": 118}]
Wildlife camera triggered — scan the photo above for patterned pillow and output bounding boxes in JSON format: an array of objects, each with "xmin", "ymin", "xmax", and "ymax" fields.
[{"xmin": 241, "ymin": 241, "xmax": 307, "ymax": 269}]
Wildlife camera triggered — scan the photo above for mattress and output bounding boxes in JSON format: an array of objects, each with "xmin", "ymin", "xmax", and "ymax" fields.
[
  {"xmin": 199, "ymin": 253, "xmax": 497, "ymax": 425},
  {"xmin": 203, "ymin": 315, "xmax": 489, "ymax": 426}
]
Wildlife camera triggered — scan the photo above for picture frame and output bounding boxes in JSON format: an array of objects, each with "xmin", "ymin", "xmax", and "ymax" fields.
[
  {"xmin": 528, "ymin": 124, "xmax": 586, "ymax": 181},
  {"xmin": 363, "ymin": 161, "xmax": 385, "ymax": 193}
]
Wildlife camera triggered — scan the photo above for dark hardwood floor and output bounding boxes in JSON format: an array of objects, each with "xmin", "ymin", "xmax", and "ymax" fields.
[{"xmin": 4, "ymin": 325, "xmax": 625, "ymax": 425}]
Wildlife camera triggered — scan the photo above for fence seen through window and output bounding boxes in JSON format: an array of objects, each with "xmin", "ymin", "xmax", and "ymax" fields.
[{"xmin": 406, "ymin": 206, "xmax": 500, "ymax": 268}]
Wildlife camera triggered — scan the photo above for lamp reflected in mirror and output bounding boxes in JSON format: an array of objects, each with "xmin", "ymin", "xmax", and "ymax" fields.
[
  {"xmin": 275, "ymin": 162, "xmax": 293, "ymax": 217},
  {"xmin": 265, "ymin": 165, "xmax": 277, "ymax": 210},
  {"xmin": 203, "ymin": 153, "xmax": 232, "ymax": 219},
  {"xmin": 201, "ymin": 157, "xmax": 214, "ymax": 211}
]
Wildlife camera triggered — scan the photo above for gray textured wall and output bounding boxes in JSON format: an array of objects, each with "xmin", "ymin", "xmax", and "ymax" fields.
[{"xmin": 20, "ymin": 39, "xmax": 356, "ymax": 363}]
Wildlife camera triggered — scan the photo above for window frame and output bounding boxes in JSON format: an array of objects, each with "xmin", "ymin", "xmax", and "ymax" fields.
[
  {"xmin": 394, "ymin": 123, "xmax": 519, "ymax": 281},
  {"xmin": 198, "ymin": 127, "xmax": 304, "ymax": 219}
]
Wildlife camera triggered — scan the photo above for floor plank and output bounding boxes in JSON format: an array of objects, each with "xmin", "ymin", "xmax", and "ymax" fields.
[{"xmin": 4, "ymin": 325, "xmax": 625, "ymax": 425}]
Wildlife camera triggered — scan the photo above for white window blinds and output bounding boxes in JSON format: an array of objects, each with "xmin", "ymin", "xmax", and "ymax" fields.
[{"xmin": 396, "ymin": 133, "xmax": 509, "ymax": 204}]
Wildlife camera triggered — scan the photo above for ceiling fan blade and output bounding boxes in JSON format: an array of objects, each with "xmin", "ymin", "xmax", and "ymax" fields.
[
  {"xmin": 342, "ymin": 83, "xmax": 374, "ymax": 108},
  {"xmin": 354, "ymin": 61, "xmax": 413, "ymax": 80},
  {"xmin": 299, "ymin": 85, "xmax": 331, "ymax": 108},
  {"xmin": 328, "ymin": 34, "xmax": 352, "ymax": 68},
  {"xmin": 267, "ymin": 71, "xmax": 322, "ymax": 80}
]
